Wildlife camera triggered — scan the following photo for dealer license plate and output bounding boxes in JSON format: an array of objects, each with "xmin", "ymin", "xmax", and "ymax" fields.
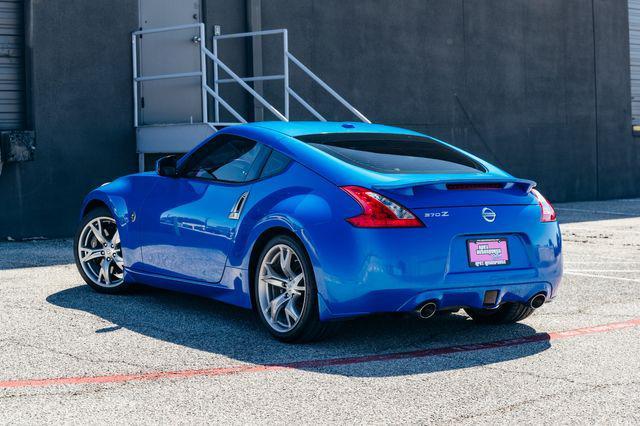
[{"xmin": 467, "ymin": 238, "xmax": 510, "ymax": 267}]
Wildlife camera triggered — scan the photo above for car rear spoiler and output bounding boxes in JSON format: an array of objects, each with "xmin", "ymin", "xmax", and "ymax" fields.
[{"xmin": 372, "ymin": 177, "xmax": 536, "ymax": 193}]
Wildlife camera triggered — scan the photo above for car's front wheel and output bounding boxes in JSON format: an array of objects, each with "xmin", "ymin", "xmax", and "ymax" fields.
[
  {"xmin": 254, "ymin": 235, "xmax": 336, "ymax": 342},
  {"xmin": 74, "ymin": 207, "xmax": 130, "ymax": 294}
]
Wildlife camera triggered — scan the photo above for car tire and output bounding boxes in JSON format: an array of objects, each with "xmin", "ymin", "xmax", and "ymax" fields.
[
  {"xmin": 74, "ymin": 206, "xmax": 131, "ymax": 294},
  {"xmin": 253, "ymin": 235, "xmax": 338, "ymax": 343},
  {"xmin": 464, "ymin": 303, "xmax": 535, "ymax": 324}
]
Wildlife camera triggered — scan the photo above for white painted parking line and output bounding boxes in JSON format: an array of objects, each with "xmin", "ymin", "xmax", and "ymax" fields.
[
  {"xmin": 565, "ymin": 269, "xmax": 640, "ymax": 273},
  {"xmin": 563, "ymin": 260, "xmax": 640, "ymax": 268},
  {"xmin": 564, "ymin": 260, "xmax": 640, "ymax": 264},
  {"xmin": 561, "ymin": 226, "xmax": 640, "ymax": 231},
  {"xmin": 564, "ymin": 271, "xmax": 640, "ymax": 282},
  {"xmin": 556, "ymin": 207, "xmax": 636, "ymax": 216}
]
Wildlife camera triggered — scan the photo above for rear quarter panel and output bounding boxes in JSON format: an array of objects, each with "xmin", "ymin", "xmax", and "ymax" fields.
[{"xmin": 230, "ymin": 161, "xmax": 357, "ymax": 269}]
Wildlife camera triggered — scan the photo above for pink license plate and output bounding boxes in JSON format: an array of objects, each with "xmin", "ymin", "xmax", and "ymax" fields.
[{"xmin": 467, "ymin": 238, "xmax": 510, "ymax": 267}]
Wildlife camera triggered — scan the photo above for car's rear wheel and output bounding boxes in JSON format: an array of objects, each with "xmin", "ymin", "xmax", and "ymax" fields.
[
  {"xmin": 74, "ymin": 207, "xmax": 130, "ymax": 294},
  {"xmin": 464, "ymin": 303, "xmax": 535, "ymax": 324},
  {"xmin": 254, "ymin": 235, "xmax": 336, "ymax": 342}
]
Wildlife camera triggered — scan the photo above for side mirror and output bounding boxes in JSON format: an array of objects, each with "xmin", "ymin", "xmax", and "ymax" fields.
[{"xmin": 156, "ymin": 155, "xmax": 179, "ymax": 177}]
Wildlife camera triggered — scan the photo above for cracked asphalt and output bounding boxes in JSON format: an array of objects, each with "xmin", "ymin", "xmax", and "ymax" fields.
[{"xmin": 1, "ymin": 199, "xmax": 640, "ymax": 424}]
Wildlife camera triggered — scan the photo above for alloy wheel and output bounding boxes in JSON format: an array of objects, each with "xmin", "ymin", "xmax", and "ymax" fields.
[
  {"xmin": 257, "ymin": 244, "xmax": 307, "ymax": 333},
  {"xmin": 77, "ymin": 217, "xmax": 124, "ymax": 287}
]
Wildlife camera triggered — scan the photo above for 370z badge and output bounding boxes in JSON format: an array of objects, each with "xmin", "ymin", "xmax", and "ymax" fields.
[{"xmin": 424, "ymin": 211, "xmax": 449, "ymax": 218}]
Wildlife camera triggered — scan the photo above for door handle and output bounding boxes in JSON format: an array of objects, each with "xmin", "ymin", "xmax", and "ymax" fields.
[{"xmin": 228, "ymin": 192, "xmax": 249, "ymax": 220}]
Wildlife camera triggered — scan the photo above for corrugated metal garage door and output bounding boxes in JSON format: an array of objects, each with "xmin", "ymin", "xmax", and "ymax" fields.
[
  {"xmin": 0, "ymin": 0, "xmax": 24, "ymax": 130},
  {"xmin": 630, "ymin": 0, "xmax": 640, "ymax": 124}
]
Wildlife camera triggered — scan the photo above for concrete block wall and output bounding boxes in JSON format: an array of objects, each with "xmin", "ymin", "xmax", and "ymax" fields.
[
  {"xmin": 254, "ymin": 0, "xmax": 639, "ymax": 202},
  {"xmin": 0, "ymin": 0, "xmax": 638, "ymax": 239},
  {"xmin": 0, "ymin": 0, "xmax": 138, "ymax": 239}
]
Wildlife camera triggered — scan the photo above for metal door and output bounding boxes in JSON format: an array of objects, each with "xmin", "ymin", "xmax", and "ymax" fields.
[{"xmin": 138, "ymin": 0, "xmax": 203, "ymax": 125}]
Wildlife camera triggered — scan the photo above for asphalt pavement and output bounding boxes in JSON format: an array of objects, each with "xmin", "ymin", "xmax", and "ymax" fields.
[{"xmin": 1, "ymin": 198, "xmax": 639, "ymax": 424}]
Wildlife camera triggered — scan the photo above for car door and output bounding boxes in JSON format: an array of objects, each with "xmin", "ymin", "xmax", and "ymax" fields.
[{"xmin": 137, "ymin": 134, "xmax": 270, "ymax": 283}]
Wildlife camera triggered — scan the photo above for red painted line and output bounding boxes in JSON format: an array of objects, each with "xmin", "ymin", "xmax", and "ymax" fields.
[{"xmin": 2, "ymin": 317, "xmax": 639, "ymax": 389}]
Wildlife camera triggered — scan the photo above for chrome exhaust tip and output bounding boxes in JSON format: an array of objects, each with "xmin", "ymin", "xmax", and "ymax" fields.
[
  {"xmin": 529, "ymin": 293, "xmax": 546, "ymax": 309},
  {"xmin": 417, "ymin": 302, "xmax": 438, "ymax": 319}
]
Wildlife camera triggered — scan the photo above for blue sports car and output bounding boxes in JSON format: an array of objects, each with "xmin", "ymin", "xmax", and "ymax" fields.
[{"xmin": 75, "ymin": 122, "xmax": 562, "ymax": 342}]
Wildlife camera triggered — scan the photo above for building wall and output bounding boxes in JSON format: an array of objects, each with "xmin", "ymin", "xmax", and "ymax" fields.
[
  {"xmin": 0, "ymin": 0, "xmax": 138, "ymax": 239},
  {"xmin": 255, "ymin": 0, "xmax": 639, "ymax": 202},
  {"xmin": 593, "ymin": 0, "xmax": 638, "ymax": 199},
  {"xmin": 0, "ymin": 0, "xmax": 637, "ymax": 239}
]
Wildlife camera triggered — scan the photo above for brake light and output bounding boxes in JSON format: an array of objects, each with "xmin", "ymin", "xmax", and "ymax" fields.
[
  {"xmin": 340, "ymin": 186, "xmax": 424, "ymax": 228},
  {"xmin": 446, "ymin": 183, "xmax": 505, "ymax": 190},
  {"xmin": 531, "ymin": 189, "xmax": 556, "ymax": 222}
]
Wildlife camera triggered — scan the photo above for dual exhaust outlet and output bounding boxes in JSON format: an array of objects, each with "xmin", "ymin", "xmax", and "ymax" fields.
[
  {"xmin": 528, "ymin": 293, "xmax": 546, "ymax": 309},
  {"xmin": 416, "ymin": 293, "xmax": 546, "ymax": 319},
  {"xmin": 417, "ymin": 302, "xmax": 438, "ymax": 319}
]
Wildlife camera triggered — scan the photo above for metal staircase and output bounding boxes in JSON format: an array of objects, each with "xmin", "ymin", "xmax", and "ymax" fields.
[{"xmin": 132, "ymin": 24, "xmax": 370, "ymax": 171}]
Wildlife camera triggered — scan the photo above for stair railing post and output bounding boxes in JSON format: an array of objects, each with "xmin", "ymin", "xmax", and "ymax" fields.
[
  {"xmin": 283, "ymin": 29, "xmax": 289, "ymax": 120},
  {"xmin": 213, "ymin": 36, "xmax": 220, "ymax": 123},
  {"xmin": 199, "ymin": 24, "xmax": 208, "ymax": 124},
  {"xmin": 132, "ymin": 33, "xmax": 138, "ymax": 128}
]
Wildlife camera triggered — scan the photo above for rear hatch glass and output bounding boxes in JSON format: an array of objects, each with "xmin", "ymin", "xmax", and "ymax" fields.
[
  {"xmin": 296, "ymin": 133, "xmax": 486, "ymax": 175},
  {"xmin": 298, "ymin": 132, "xmax": 536, "ymax": 208}
]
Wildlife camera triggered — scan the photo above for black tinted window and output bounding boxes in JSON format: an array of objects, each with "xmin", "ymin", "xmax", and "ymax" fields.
[
  {"xmin": 297, "ymin": 133, "xmax": 485, "ymax": 174},
  {"xmin": 260, "ymin": 150, "xmax": 291, "ymax": 179},
  {"xmin": 182, "ymin": 135, "xmax": 269, "ymax": 182}
]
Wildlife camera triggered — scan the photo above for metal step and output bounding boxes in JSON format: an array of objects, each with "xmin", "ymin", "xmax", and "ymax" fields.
[
  {"xmin": 136, "ymin": 122, "xmax": 217, "ymax": 172},
  {"xmin": 136, "ymin": 122, "xmax": 217, "ymax": 154}
]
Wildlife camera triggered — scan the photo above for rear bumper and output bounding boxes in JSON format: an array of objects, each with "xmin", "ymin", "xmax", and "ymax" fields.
[
  {"xmin": 398, "ymin": 280, "xmax": 555, "ymax": 313},
  {"xmin": 304, "ymin": 205, "xmax": 563, "ymax": 321},
  {"xmin": 317, "ymin": 279, "xmax": 561, "ymax": 320}
]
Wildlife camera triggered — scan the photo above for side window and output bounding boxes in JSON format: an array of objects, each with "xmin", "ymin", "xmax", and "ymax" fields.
[
  {"xmin": 260, "ymin": 150, "xmax": 291, "ymax": 179},
  {"xmin": 182, "ymin": 135, "xmax": 269, "ymax": 183}
]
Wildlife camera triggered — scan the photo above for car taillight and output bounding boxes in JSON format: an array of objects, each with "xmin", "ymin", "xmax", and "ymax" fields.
[
  {"xmin": 531, "ymin": 189, "xmax": 556, "ymax": 222},
  {"xmin": 340, "ymin": 186, "xmax": 424, "ymax": 228},
  {"xmin": 446, "ymin": 183, "xmax": 505, "ymax": 190}
]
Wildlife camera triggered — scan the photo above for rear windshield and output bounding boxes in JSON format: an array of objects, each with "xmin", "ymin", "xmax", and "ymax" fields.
[{"xmin": 296, "ymin": 133, "xmax": 485, "ymax": 174}]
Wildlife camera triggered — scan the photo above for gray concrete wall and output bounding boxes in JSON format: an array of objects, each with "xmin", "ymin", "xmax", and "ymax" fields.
[
  {"xmin": 0, "ymin": 0, "xmax": 138, "ymax": 239},
  {"xmin": 253, "ymin": 0, "xmax": 638, "ymax": 202},
  {"xmin": 0, "ymin": 0, "xmax": 638, "ymax": 239},
  {"xmin": 593, "ymin": 0, "xmax": 637, "ymax": 199}
]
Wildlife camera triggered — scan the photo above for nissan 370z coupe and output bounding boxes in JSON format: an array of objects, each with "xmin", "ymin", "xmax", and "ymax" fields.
[{"xmin": 75, "ymin": 122, "xmax": 562, "ymax": 342}]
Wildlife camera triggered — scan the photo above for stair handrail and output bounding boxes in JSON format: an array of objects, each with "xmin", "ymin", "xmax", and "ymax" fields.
[
  {"xmin": 132, "ymin": 24, "xmax": 370, "ymax": 127},
  {"xmin": 202, "ymin": 46, "xmax": 287, "ymax": 121},
  {"xmin": 212, "ymin": 28, "xmax": 371, "ymax": 124},
  {"xmin": 286, "ymin": 52, "xmax": 370, "ymax": 123}
]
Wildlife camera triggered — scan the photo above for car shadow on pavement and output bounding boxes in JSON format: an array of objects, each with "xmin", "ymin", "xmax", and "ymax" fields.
[{"xmin": 47, "ymin": 284, "xmax": 551, "ymax": 378}]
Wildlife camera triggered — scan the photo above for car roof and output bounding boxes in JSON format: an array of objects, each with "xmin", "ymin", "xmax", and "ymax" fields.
[{"xmin": 246, "ymin": 121, "xmax": 423, "ymax": 137}]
